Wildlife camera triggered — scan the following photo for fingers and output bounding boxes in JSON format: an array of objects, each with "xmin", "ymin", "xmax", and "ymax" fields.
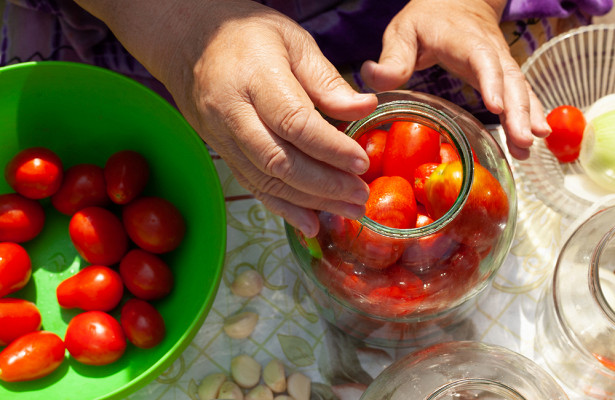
[
  {"xmin": 227, "ymin": 157, "xmax": 366, "ymax": 237},
  {"xmin": 359, "ymin": 24, "xmax": 419, "ymax": 92}
]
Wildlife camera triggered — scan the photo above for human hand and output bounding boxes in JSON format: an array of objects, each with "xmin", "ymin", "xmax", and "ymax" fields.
[
  {"xmin": 360, "ymin": 0, "xmax": 551, "ymax": 160},
  {"xmin": 74, "ymin": 0, "xmax": 378, "ymax": 237}
]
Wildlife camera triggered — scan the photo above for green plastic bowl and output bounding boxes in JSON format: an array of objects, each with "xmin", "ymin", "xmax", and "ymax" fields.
[{"xmin": 0, "ymin": 62, "xmax": 226, "ymax": 399}]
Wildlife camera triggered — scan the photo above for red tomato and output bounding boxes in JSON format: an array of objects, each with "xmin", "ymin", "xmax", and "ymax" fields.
[
  {"xmin": 413, "ymin": 162, "xmax": 439, "ymax": 207},
  {"xmin": 65, "ymin": 311, "xmax": 126, "ymax": 366},
  {"xmin": 356, "ymin": 128, "xmax": 388, "ymax": 183},
  {"xmin": 425, "ymin": 161, "xmax": 509, "ymax": 249},
  {"xmin": 69, "ymin": 206, "xmax": 129, "ymax": 265},
  {"xmin": 122, "ymin": 196, "xmax": 186, "ymax": 254},
  {"xmin": 120, "ymin": 299, "xmax": 166, "ymax": 349},
  {"xmin": 4, "ymin": 147, "xmax": 63, "ymax": 199},
  {"xmin": 439, "ymin": 142, "xmax": 460, "ymax": 163},
  {"xmin": 363, "ymin": 264, "xmax": 425, "ymax": 318},
  {"xmin": 104, "ymin": 150, "xmax": 150, "ymax": 205},
  {"xmin": 545, "ymin": 105, "xmax": 586, "ymax": 163},
  {"xmin": 382, "ymin": 121, "xmax": 440, "ymax": 182},
  {"xmin": 56, "ymin": 265, "xmax": 124, "ymax": 311},
  {"xmin": 0, "ymin": 298, "xmax": 42, "ymax": 346},
  {"xmin": 0, "ymin": 193, "xmax": 45, "ymax": 243},
  {"xmin": 0, "ymin": 242, "xmax": 31, "ymax": 298},
  {"xmin": 51, "ymin": 163, "xmax": 109, "ymax": 215},
  {"xmin": 366, "ymin": 176, "xmax": 417, "ymax": 229},
  {"xmin": 119, "ymin": 249, "xmax": 174, "ymax": 300},
  {"xmin": 0, "ymin": 331, "xmax": 65, "ymax": 382}
]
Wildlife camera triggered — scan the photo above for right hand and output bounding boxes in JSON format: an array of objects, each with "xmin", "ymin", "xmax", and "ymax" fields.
[{"xmin": 74, "ymin": 0, "xmax": 378, "ymax": 237}]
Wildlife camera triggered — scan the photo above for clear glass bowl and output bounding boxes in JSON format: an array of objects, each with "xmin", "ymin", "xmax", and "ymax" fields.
[
  {"xmin": 516, "ymin": 24, "xmax": 615, "ymax": 219},
  {"xmin": 535, "ymin": 195, "xmax": 615, "ymax": 398},
  {"xmin": 285, "ymin": 90, "xmax": 517, "ymax": 347},
  {"xmin": 360, "ymin": 341, "xmax": 569, "ymax": 400}
]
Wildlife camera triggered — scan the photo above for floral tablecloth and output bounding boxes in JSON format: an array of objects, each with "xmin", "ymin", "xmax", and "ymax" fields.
[{"xmin": 127, "ymin": 126, "xmax": 581, "ymax": 400}]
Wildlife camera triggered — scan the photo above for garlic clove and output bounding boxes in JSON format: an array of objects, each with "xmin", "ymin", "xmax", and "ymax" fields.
[{"xmin": 224, "ymin": 311, "xmax": 259, "ymax": 339}]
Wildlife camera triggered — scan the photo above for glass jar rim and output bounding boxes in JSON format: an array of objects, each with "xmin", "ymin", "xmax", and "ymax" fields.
[
  {"xmin": 344, "ymin": 94, "xmax": 474, "ymax": 239},
  {"xmin": 590, "ymin": 223, "xmax": 615, "ymax": 323},
  {"xmin": 427, "ymin": 378, "xmax": 527, "ymax": 400}
]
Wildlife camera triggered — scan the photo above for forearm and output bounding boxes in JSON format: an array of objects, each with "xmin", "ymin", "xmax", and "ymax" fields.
[{"xmin": 72, "ymin": 0, "xmax": 199, "ymax": 88}]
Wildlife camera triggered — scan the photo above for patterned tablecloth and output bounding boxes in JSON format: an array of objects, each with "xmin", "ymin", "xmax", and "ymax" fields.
[{"xmin": 127, "ymin": 126, "xmax": 583, "ymax": 400}]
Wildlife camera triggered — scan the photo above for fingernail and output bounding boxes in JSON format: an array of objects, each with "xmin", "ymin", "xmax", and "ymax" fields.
[
  {"xmin": 300, "ymin": 223, "xmax": 318, "ymax": 239},
  {"xmin": 352, "ymin": 157, "xmax": 369, "ymax": 174},
  {"xmin": 341, "ymin": 204, "xmax": 365, "ymax": 220},
  {"xmin": 492, "ymin": 95, "xmax": 504, "ymax": 112},
  {"xmin": 350, "ymin": 188, "xmax": 369, "ymax": 205},
  {"xmin": 522, "ymin": 128, "xmax": 535, "ymax": 145},
  {"xmin": 542, "ymin": 121, "xmax": 552, "ymax": 133}
]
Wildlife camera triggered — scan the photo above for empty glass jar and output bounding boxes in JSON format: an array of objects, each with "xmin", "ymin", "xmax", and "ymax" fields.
[
  {"xmin": 360, "ymin": 341, "xmax": 569, "ymax": 400},
  {"xmin": 535, "ymin": 196, "xmax": 615, "ymax": 398},
  {"xmin": 285, "ymin": 90, "xmax": 517, "ymax": 347}
]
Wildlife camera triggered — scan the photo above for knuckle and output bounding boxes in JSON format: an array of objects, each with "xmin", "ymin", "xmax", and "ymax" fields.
[
  {"xmin": 262, "ymin": 146, "xmax": 296, "ymax": 182},
  {"xmin": 274, "ymin": 103, "xmax": 312, "ymax": 142}
]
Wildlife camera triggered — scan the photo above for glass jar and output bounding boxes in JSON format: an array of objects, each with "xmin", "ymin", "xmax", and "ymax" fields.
[
  {"xmin": 285, "ymin": 90, "xmax": 517, "ymax": 347},
  {"xmin": 535, "ymin": 196, "xmax": 615, "ymax": 398},
  {"xmin": 360, "ymin": 341, "xmax": 569, "ymax": 400}
]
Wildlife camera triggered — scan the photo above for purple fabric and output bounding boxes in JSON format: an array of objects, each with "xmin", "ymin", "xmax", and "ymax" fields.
[{"xmin": 1, "ymin": 0, "xmax": 613, "ymax": 123}]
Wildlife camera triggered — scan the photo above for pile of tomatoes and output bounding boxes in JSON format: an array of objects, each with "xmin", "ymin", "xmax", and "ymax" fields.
[
  {"xmin": 305, "ymin": 120, "xmax": 509, "ymax": 319},
  {"xmin": 0, "ymin": 148, "xmax": 185, "ymax": 382}
]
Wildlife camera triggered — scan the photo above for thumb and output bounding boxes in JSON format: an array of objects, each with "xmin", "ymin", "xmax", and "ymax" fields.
[{"xmin": 360, "ymin": 24, "xmax": 419, "ymax": 91}]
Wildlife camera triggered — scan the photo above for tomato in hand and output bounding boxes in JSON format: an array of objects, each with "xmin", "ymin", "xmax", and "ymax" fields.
[
  {"xmin": 0, "ymin": 242, "xmax": 31, "ymax": 298},
  {"xmin": 119, "ymin": 249, "xmax": 174, "ymax": 300},
  {"xmin": 51, "ymin": 163, "xmax": 109, "ymax": 215},
  {"xmin": 0, "ymin": 193, "xmax": 45, "ymax": 243},
  {"xmin": 382, "ymin": 121, "xmax": 440, "ymax": 182},
  {"xmin": 104, "ymin": 150, "xmax": 150, "ymax": 205},
  {"xmin": 69, "ymin": 206, "xmax": 128, "ymax": 265},
  {"xmin": 122, "ymin": 196, "xmax": 186, "ymax": 254},
  {"xmin": 0, "ymin": 331, "xmax": 65, "ymax": 382},
  {"xmin": 425, "ymin": 161, "xmax": 508, "ymax": 249},
  {"xmin": 0, "ymin": 298, "xmax": 42, "ymax": 346},
  {"xmin": 4, "ymin": 147, "xmax": 64, "ymax": 199},
  {"xmin": 65, "ymin": 311, "xmax": 126, "ymax": 366},
  {"xmin": 120, "ymin": 299, "xmax": 166, "ymax": 349},
  {"xmin": 365, "ymin": 175, "xmax": 417, "ymax": 229},
  {"xmin": 356, "ymin": 128, "xmax": 388, "ymax": 183},
  {"xmin": 545, "ymin": 105, "xmax": 586, "ymax": 163},
  {"xmin": 56, "ymin": 265, "xmax": 124, "ymax": 311}
]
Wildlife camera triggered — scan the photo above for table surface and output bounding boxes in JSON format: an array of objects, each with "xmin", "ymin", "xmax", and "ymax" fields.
[{"xmin": 127, "ymin": 126, "xmax": 586, "ymax": 400}]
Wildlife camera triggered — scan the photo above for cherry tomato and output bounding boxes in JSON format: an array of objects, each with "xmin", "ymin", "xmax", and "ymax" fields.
[
  {"xmin": 122, "ymin": 196, "xmax": 186, "ymax": 254},
  {"xmin": 119, "ymin": 249, "xmax": 174, "ymax": 300},
  {"xmin": 0, "ymin": 298, "xmax": 42, "ymax": 346},
  {"xmin": 0, "ymin": 193, "xmax": 45, "ymax": 243},
  {"xmin": 56, "ymin": 265, "xmax": 124, "ymax": 311},
  {"xmin": 69, "ymin": 206, "xmax": 129, "ymax": 265},
  {"xmin": 365, "ymin": 176, "xmax": 417, "ymax": 229},
  {"xmin": 382, "ymin": 121, "xmax": 441, "ymax": 182},
  {"xmin": 120, "ymin": 298, "xmax": 166, "ymax": 349},
  {"xmin": 412, "ymin": 162, "xmax": 440, "ymax": 207},
  {"xmin": 65, "ymin": 311, "xmax": 126, "ymax": 366},
  {"xmin": 104, "ymin": 150, "xmax": 150, "ymax": 205},
  {"xmin": 51, "ymin": 163, "xmax": 109, "ymax": 215},
  {"xmin": 425, "ymin": 161, "xmax": 509, "ymax": 249},
  {"xmin": 363, "ymin": 264, "xmax": 425, "ymax": 318},
  {"xmin": 4, "ymin": 147, "xmax": 64, "ymax": 199},
  {"xmin": 0, "ymin": 242, "xmax": 31, "ymax": 298},
  {"xmin": 545, "ymin": 105, "xmax": 586, "ymax": 163},
  {"xmin": 356, "ymin": 128, "xmax": 388, "ymax": 183},
  {"xmin": 439, "ymin": 142, "xmax": 459, "ymax": 163},
  {"xmin": 0, "ymin": 331, "xmax": 65, "ymax": 382}
]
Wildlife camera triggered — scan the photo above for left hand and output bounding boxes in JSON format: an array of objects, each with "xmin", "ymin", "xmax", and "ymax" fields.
[{"xmin": 360, "ymin": 0, "xmax": 551, "ymax": 160}]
